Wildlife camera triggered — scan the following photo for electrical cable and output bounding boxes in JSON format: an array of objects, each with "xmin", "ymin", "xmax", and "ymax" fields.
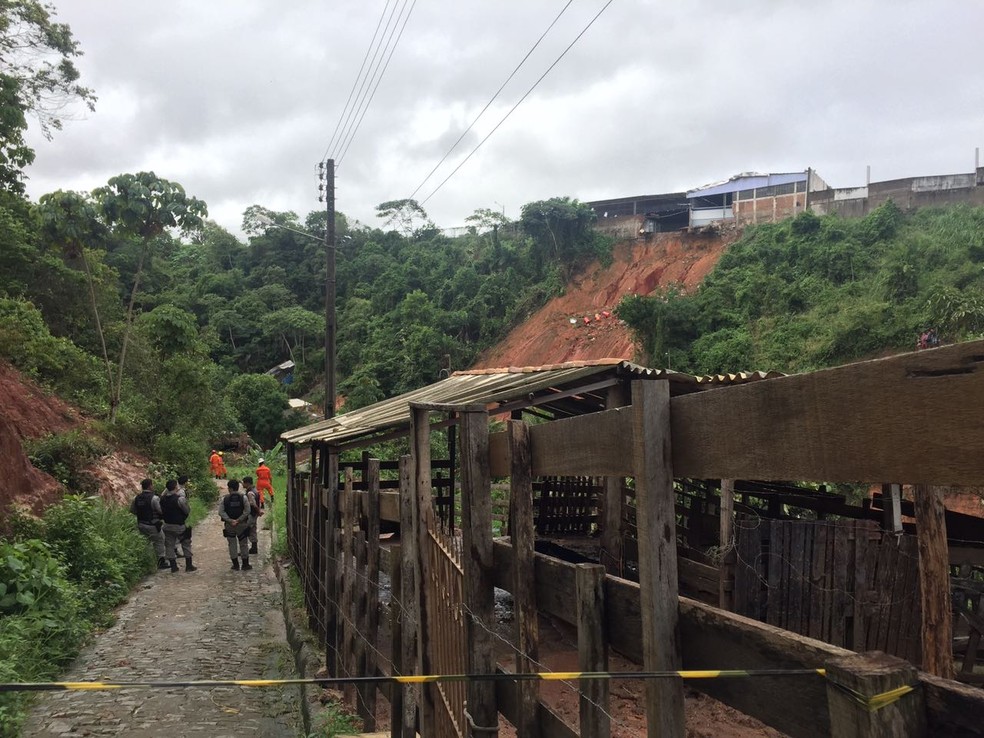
[
  {"xmin": 320, "ymin": 0, "xmax": 394, "ymax": 164},
  {"xmin": 337, "ymin": 0, "xmax": 417, "ymax": 166},
  {"xmin": 421, "ymin": 0, "xmax": 616, "ymax": 207},
  {"xmin": 330, "ymin": 0, "xmax": 404, "ymax": 163},
  {"xmin": 403, "ymin": 0, "xmax": 574, "ymax": 202}
]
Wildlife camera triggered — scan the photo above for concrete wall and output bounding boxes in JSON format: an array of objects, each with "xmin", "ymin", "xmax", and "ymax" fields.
[
  {"xmin": 810, "ymin": 170, "xmax": 984, "ymax": 217},
  {"xmin": 592, "ymin": 213, "xmax": 645, "ymax": 240},
  {"xmin": 733, "ymin": 192, "xmax": 806, "ymax": 225}
]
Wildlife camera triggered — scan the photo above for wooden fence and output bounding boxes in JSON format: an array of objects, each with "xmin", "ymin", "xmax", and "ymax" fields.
[{"xmin": 284, "ymin": 341, "xmax": 984, "ymax": 736}]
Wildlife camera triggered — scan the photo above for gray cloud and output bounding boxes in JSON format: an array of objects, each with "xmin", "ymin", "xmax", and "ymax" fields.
[{"xmin": 22, "ymin": 0, "xmax": 984, "ymax": 236}]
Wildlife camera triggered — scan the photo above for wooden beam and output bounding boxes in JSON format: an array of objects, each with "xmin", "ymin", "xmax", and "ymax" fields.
[
  {"xmin": 914, "ymin": 484, "xmax": 954, "ymax": 679},
  {"xmin": 325, "ymin": 449, "xmax": 340, "ymax": 677},
  {"xmin": 360, "ymin": 459, "xmax": 381, "ymax": 731},
  {"xmin": 509, "ymin": 420, "xmax": 539, "ymax": 738},
  {"xmin": 631, "ymin": 380, "xmax": 684, "ymax": 737},
  {"xmin": 528, "ymin": 406, "xmax": 634, "ymax": 477},
  {"xmin": 489, "ymin": 430, "xmax": 509, "ymax": 477},
  {"xmin": 409, "ymin": 409, "xmax": 435, "ymax": 734},
  {"xmin": 825, "ymin": 652, "xmax": 926, "ymax": 737},
  {"xmin": 671, "ymin": 339, "xmax": 984, "ymax": 484},
  {"xmin": 881, "ymin": 483, "xmax": 902, "ymax": 533},
  {"xmin": 397, "ymin": 457, "xmax": 419, "ymax": 738},
  {"xmin": 576, "ymin": 564, "xmax": 610, "ymax": 738},
  {"xmin": 388, "ymin": 543, "xmax": 404, "ymax": 738},
  {"xmin": 460, "ymin": 408, "xmax": 498, "ymax": 732}
]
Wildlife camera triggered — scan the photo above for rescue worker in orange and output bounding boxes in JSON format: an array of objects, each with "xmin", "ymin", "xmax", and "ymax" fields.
[
  {"xmin": 256, "ymin": 457, "xmax": 274, "ymax": 505},
  {"xmin": 210, "ymin": 450, "xmax": 224, "ymax": 479}
]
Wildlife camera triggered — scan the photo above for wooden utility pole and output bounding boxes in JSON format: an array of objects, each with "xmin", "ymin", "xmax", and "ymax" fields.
[
  {"xmin": 914, "ymin": 484, "xmax": 954, "ymax": 679},
  {"xmin": 323, "ymin": 158, "xmax": 336, "ymax": 419}
]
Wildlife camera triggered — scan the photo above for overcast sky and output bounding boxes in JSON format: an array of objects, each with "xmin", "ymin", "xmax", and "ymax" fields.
[{"xmin": 22, "ymin": 0, "xmax": 984, "ymax": 237}]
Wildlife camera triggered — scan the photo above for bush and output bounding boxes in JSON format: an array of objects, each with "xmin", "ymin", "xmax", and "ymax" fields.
[{"xmin": 25, "ymin": 430, "xmax": 107, "ymax": 495}]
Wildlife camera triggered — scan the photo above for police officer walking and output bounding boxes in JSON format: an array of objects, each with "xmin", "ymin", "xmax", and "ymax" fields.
[
  {"xmin": 242, "ymin": 476, "xmax": 261, "ymax": 556},
  {"xmin": 219, "ymin": 479, "xmax": 252, "ymax": 570},
  {"xmin": 160, "ymin": 479, "xmax": 197, "ymax": 573},
  {"xmin": 130, "ymin": 478, "xmax": 167, "ymax": 570}
]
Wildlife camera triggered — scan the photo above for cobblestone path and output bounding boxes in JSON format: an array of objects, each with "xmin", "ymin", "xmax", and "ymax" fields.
[{"xmin": 22, "ymin": 493, "xmax": 300, "ymax": 737}]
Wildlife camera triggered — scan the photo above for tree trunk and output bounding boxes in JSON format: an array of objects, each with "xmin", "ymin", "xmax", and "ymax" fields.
[{"xmin": 109, "ymin": 241, "xmax": 148, "ymax": 424}]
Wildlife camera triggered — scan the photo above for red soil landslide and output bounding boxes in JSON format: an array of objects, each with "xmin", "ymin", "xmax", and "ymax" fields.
[
  {"xmin": 473, "ymin": 229, "xmax": 737, "ymax": 369},
  {"xmin": 0, "ymin": 361, "xmax": 145, "ymax": 518}
]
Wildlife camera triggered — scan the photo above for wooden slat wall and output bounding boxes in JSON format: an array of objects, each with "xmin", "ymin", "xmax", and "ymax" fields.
[{"xmin": 732, "ymin": 519, "xmax": 923, "ymax": 663}]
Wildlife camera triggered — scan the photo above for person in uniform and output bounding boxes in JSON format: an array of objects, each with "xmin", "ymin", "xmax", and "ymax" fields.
[
  {"xmin": 210, "ymin": 450, "xmax": 224, "ymax": 478},
  {"xmin": 219, "ymin": 479, "xmax": 252, "ymax": 570},
  {"xmin": 130, "ymin": 478, "xmax": 167, "ymax": 569},
  {"xmin": 242, "ymin": 476, "xmax": 262, "ymax": 555},
  {"xmin": 160, "ymin": 479, "xmax": 196, "ymax": 573},
  {"xmin": 256, "ymin": 458, "xmax": 274, "ymax": 505}
]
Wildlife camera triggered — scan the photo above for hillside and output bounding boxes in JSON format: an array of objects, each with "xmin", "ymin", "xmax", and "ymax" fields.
[{"xmin": 472, "ymin": 228, "xmax": 737, "ymax": 368}]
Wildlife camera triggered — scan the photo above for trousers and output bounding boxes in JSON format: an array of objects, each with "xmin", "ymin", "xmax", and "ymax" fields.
[
  {"xmin": 137, "ymin": 522, "xmax": 165, "ymax": 558},
  {"xmin": 162, "ymin": 523, "xmax": 192, "ymax": 558}
]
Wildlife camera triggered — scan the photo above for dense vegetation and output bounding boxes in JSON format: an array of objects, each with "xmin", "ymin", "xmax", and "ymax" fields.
[{"xmin": 619, "ymin": 203, "xmax": 984, "ymax": 374}]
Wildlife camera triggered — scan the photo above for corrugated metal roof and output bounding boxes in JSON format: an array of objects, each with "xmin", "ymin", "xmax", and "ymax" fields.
[
  {"xmin": 282, "ymin": 360, "xmax": 784, "ymax": 447},
  {"xmin": 687, "ymin": 171, "xmax": 807, "ymax": 198}
]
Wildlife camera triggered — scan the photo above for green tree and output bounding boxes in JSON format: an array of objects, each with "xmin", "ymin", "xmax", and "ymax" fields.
[
  {"xmin": 0, "ymin": 1, "xmax": 96, "ymax": 190},
  {"xmin": 225, "ymin": 373, "xmax": 289, "ymax": 448},
  {"xmin": 376, "ymin": 198, "xmax": 431, "ymax": 237}
]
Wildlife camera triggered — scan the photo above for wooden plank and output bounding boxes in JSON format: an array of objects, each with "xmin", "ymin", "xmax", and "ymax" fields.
[
  {"xmin": 529, "ymin": 406, "xmax": 634, "ymax": 477},
  {"xmin": 788, "ymin": 523, "xmax": 805, "ymax": 636},
  {"xmin": 830, "ymin": 524, "xmax": 850, "ymax": 647},
  {"xmin": 765, "ymin": 521, "xmax": 782, "ymax": 627},
  {"xmin": 852, "ymin": 522, "xmax": 867, "ymax": 652},
  {"xmin": 882, "ymin": 483, "xmax": 903, "ymax": 533},
  {"xmin": 631, "ymin": 380, "xmax": 684, "ymax": 737},
  {"xmin": 361, "ymin": 459, "xmax": 381, "ymax": 731},
  {"xmin": 388, "ymin": 544, "xmax": 404, "ymax": 738},
  {"xmin": 398, "ymin": 457, "xmax": 418, "ymax": 738},
  {"xmin": 495, "ymin": 670, "xmax": 578, "ymax": 738},
  {"xmin": 671, "ymin": 339, "xmax": 984, "ymax": 485},
  {"xmin": 325, "ymin": 450, "xmax": 340, "ymax": 676},
  {"xmin": 809, "ymin": 522, "xmax": 827, "ymax": 641},
  {"xmin": 459, "ymin": 408, "xmax": 498, "ymax": 732},
  {"xmin": 576, "ymin": 564, "xmax": 610, "ymax": 738},
  {"xmin": 508, "ymin": 420, "xmax": 540, "ymax": 738},
  {"xmin": 718, "ymin": 479, "xmax": 735, "ymax": 609},
  {"xmin": 489, "ymin": 429, "xmax": 509, "ymax": 478},
  {"xmin": 409, "ymin": 409, "xmax": 435, "ymax": 734},
  {"xmin": 341, "ymin": 467, "xmax": 357, "ymax": 704},
  {"xmin": 914, "ymin": 484, "xmax": 954, "ymax": 679},
  {"xmin": 354, "ymin": 488, "xmax": 371, "ymax": 727},
  {"xmin": 921, "ymin": 673, "xmax": 984, "ymax": 738}
]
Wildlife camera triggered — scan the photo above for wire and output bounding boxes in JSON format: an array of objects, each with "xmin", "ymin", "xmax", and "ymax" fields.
[
  {"xmin": 320, "ymin": 0, "xmax": 394, "ymax": 164},
  {"xmin": 403, "ymin": 0, "xmax": 575, "ymax": 202},
  {"xmin": 330, "ymin": 0, "xmax": 404, "ymax": 163},
  {"xmin": 421, "ymin": 0, "xmax": 617, "ymax": 207},
  {"xmin": 337, "ymin": 0, "xmax": 417, "ymax": 166}
]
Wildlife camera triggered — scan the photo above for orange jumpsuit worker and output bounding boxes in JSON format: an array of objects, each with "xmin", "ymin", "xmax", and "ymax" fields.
[
  {"xmin": 256, "ymin": 458, "xmax": 274, "ymax": 504},
  {"xmin": 210, "ymin": 450, "xmax": 224, "ymax": 479}
]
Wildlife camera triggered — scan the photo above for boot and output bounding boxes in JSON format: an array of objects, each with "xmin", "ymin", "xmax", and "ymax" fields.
[
  {"xmin": 157, "ymin": 557, "xmax": 169, "ymax": 570},
  {"xmin": 169, "ymin": 558, "xmax": 179, "ymax": 573},
  {"xmin": 231, "ymin": 558, "xmax": 240, "ymax": 571},
  {"xmin": 184, "ymin": 557, "xmax": 197, "ymax": 572},
  {"xmin": 241, "ymin": 556, "xmax": 253, "ymax": 571},
  {"xmin": 249, "ymin": 542, "xmax": 258, "ymax": 555}
]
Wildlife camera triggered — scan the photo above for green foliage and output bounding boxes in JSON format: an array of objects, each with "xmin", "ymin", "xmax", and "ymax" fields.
[
  {"xmin": 520, "ymin": 196, "xmax": 610, "ymax": 277},
  {"xmin": 24, "ymin": 430, "xmax": 106, "ymax": 495},
  {"xmin": 619, "ymin": 203, "xmax": 984, "ymax": 374},
  {"xmin": 226, "ymin": 373, "xmax": 290, "ymax": 447},
  {"xmin": 308, "ymin": 699, "xmax": 360, "ymax": 737}
]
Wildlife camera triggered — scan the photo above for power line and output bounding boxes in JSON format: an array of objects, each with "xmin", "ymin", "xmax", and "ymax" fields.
[
  {"xmin": 421, "ymin": 0, "xmax": 616, "ymax": 207},
  {"xmin": 320, "ymin": 0, "xmax": 394, "ymax": 164},
  {"xmin": 403, "ymin": 0, "xmax": 575, "ymax": 202},
  {"xmin": 337, "ymin": 0, "xmax": 417, "ymax": 166}
]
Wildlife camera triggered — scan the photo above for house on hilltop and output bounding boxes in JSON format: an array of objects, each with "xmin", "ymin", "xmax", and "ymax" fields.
[{"xmin": 687, "ymin": 169, "xmax": 830, "ymax": 227}]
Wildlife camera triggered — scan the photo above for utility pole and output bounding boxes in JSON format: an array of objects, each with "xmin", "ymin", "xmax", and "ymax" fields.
[{"xmin": 321, "ymin": 159, "xmax": 337, "ymax": 419}]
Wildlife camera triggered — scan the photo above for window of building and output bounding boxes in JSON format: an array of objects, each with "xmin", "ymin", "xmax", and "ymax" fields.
[{"xmin": 774, "ymin": 182, "xmax": 795, "ymax": 196}]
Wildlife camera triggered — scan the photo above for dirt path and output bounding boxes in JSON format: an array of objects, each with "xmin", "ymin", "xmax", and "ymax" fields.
[{"xmin": 22, "ymin": 492, "xmax": 300, "ymax": 737}]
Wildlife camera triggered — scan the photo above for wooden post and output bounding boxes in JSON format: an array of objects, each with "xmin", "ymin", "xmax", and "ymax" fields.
[
  {"xmin": 397, "ymin": 456, "xmax": 419, "ymax": 738},
  {"xmin": 631, "ymin": 380, "xmax": 685, "ymax": 737},
  {"xmin": 410, "ymin": 408, "xmax": 435, "ymax": 734},
  {"xmin": 341, "ymin": 467, "xmax": 357, "ymax": 704},
  {"xmin": 460, "ymin": 407, "xmax": 498, "ymax": 734},
  {"xmin": 601, "ymin": 383, "xmax": 629, "ymax": 575},
  {"xmin": 354, "ymin": 478, "xmax": 371, "ymax": 728},
  {"xmin": 576, "ymin": 563, "xmax": 610, "ymax": 738},
  {"xmin": 508, "ymin": 420, "xmax": 539, "ymax": 738},
  {"xmin": 881, "ymin": 484, "xmax": 902, "ymax": 534},
  {"xmin": 362, "ymin": 458, "xmax": 381, "ymax": 731},
  {"xmin": 719, "ymin": 478, "xmax": 735, "ymax": 610},
  {"xmin": 913, "ymin": 484, "xmax": 954, "ymax": 679},
  {"xmin": 325, "ymin": 449, "xmax": 340, "ymax": 676},
  {"xmin": 389, "ymin": 542, "xmax": 404, "ymax": 738},
  {"xmin": 825, "ymin": 651, "xmax": 926, "ymax": 737}
]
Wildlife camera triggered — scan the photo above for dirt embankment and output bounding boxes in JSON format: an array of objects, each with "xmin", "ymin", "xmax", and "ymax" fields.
[
  {"xmin": 473, "ymin": 228, "xmax": 738, "ymax": 369},
  {"xmin": 0, "ymin": 361, "xmax": 147, "ymax": 518}
]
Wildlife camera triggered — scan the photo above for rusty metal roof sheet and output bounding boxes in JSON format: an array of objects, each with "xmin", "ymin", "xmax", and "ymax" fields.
[{"xmin": 281, "ymin": 359, "xmax": 782, "ymax": 447}]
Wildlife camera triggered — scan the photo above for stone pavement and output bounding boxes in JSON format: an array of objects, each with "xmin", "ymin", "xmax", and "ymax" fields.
[{"xmin": 22, "ymin": 490, "xmax": 300, "ymax": 737}]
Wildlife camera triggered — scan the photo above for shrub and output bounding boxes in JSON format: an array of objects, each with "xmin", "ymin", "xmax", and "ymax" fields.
[{"xmin": 25, "ymin": 430, "xmax": 107, "ymax": 495}]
